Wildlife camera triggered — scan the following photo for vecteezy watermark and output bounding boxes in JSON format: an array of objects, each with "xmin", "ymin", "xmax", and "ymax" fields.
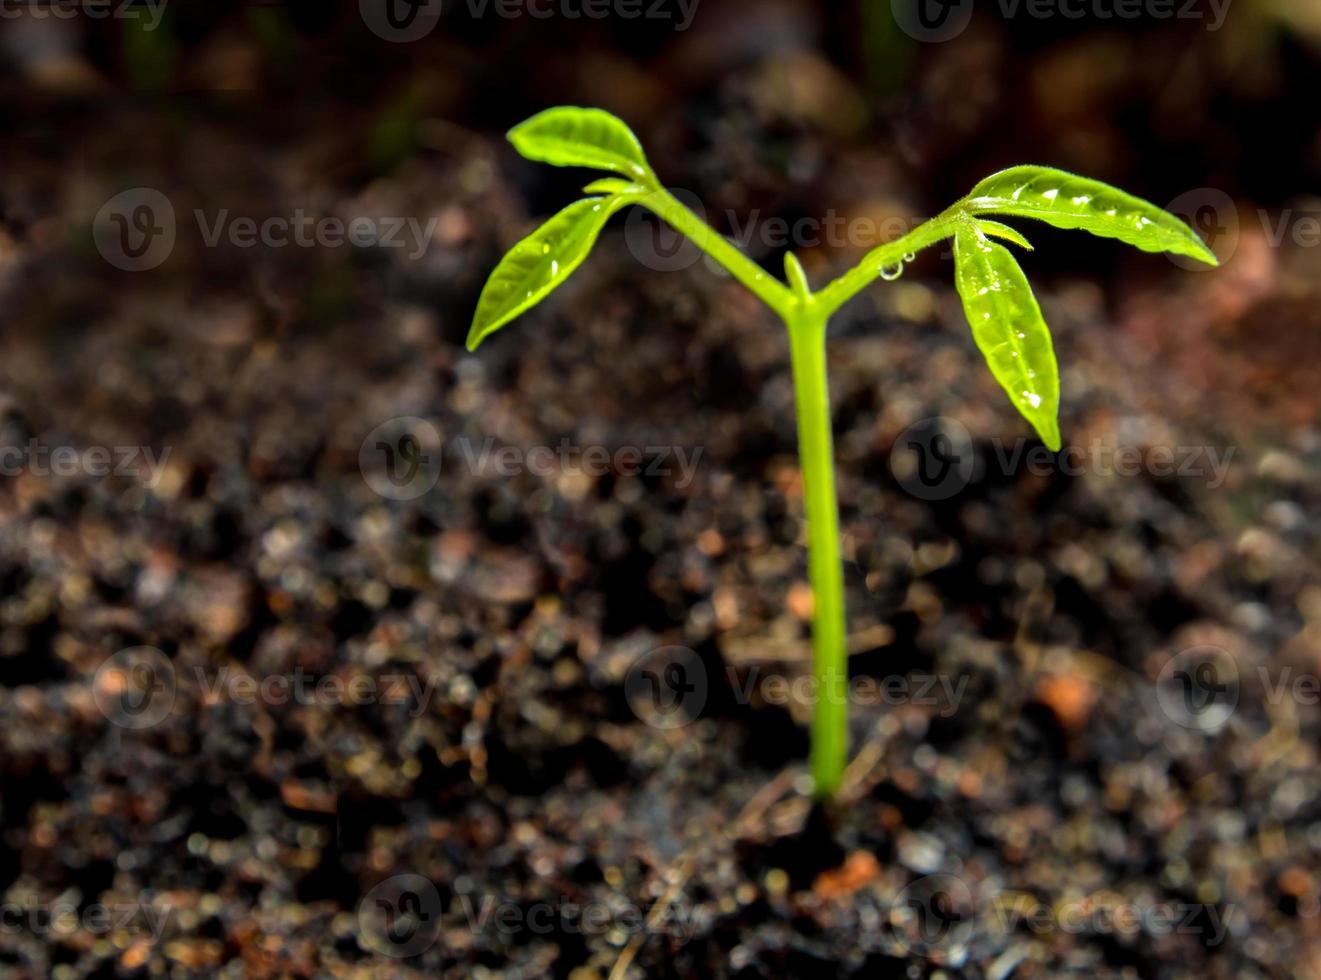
[
  {"xmin": 622, "ymin": 646, "xmax": 970, "ymax": 729},
  {"xmin": 1155, "ymin": 645, "xmax": 1239, "ymax": 731},
  {"xmin": 890, "ymin": 873, "xmax": 977, "ymax": 957},
  {"xmin": 93, "ymin": 647, "xmax": 177, "ymax": 729},
  {"xmin": 890, "ymin": 873, "xmax": 1236, "ymax": 959},
  {"xmin": 889, "ymin": 416, "xmax": 1236, "ymax": 501},
  {"xmin": 889, "ymin": 417, "xmax": 977, "ymax": 502},
  {"xmin": 195, "ymin": 667, "xmax": 438, "ymax": 716},
  {"xmin": 624, "ymin": 645, "xmax": 709, "ymax": 729},
  {"xmin": 892, "ymin": 0, "xmax": 1230, "ymax": 43},
  {"xmin": 1154, "ymin": 645, "xmax": 1321, "ymax": 733},
  {"xmin": 0, "ymin": 441, "xmax": 172, "ymax": 488},
  {"xmin": 359, "ymin": 0, "xmax": 701, "ymax": 41},
  {"xmin": 93, "ymin": 188, "xmax": 439, "ymax": 272},
  {"xmin": 356, "ymin": 873, "xmax": 701, "ymax": 958},
  {"xmin": 0, "ymin": 899, "xmax": 174, "ymax": 939},
  {"xmin": 357, "ymin": 421, "xmax": 707, "ymax": 501},
  {"xmin": 728, "ymin": 668, "xmax": 969, "ymax": 718},
  {"xmin": 93, "ymin": 651, "xmax": 443, "ymax": 729},
  {"xmin": 986, "ymin": 891, "xmax": 1236, "ymax": 946},
  {"xmin": 0, "ymin": 0, "xmax": 167, "ymax": 29},
  {"xmin": 359, "ymin": 417, "xmax": 444, "ymax": 502},
  {"xmin": 452, "ymin": 437, "xmax": 705, "ymax": 488},
  {"xmin": 623, "ymin": 193, "xmax": 941, "ymax": 274},
  {"xmin": 459, "ymin": 892, "xmax": 701, "ymax": 941},
  {"xmin": 1165, "ymin": 188, "xmax": 1321, "ymax": 270},
  {"xmin": 358, "ymin": 874, "xmax": 444, "ymax": 958},
  {"xmin": 358, "ymin": 0, "xmax": 443, "ymax": 41}
]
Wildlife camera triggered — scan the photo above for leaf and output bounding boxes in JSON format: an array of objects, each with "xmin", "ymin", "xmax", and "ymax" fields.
[
  {"xmin": 508, "ymin": 107, "xmax": 653, "ymax": 180},
  {"xmin": 964, "ymin": 165, "xmax": 1217, "ymax": 266},
  {"xmin": 975, "ymin": 219, "xmax": 1033, "ymax": 251},
  {"xmin": 582, "ymin": 177, "xmax": 646, "ymax": 196},
  {"xmin": 467, "ymin": 197, "xmax": 627, "ymax": 351},
  {"xmin": 953, "ymin": 224, "xmax": 1061, "ymax": 450},
  {"xmin": 783, "ymin": 252, "xmax": 811, "ymax": 299}
]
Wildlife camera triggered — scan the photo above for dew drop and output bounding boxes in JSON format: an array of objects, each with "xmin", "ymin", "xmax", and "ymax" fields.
[
  {"xmin": 879, "ymin": 262, "xmax": 904, "ymax": 281},
  {"xmin": 903, "ymin": 252, "xmax": 916, "ymax": 263}
]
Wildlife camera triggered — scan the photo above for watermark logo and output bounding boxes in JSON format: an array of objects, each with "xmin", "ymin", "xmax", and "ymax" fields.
[
  {"xmin": 459, "ymin": 892, "xmax": 701, "ymax": 940},
  {"xmin": 624, "ymin": 188, "xmax": 709, "ymax": 272},
  {"xmin": 359, "ymin": 417, "xmax": 444, "ymax": 501},
  {"xmin": 360, "ymin": 0, "xmax": 443, "ymax": 41},
  {"xmin": 889, "ymin": 416, "xmax": 1236, "ymax": 501},
  {"xmin": 0, "ymin": 899, "xmax": 173, "ymax": 939},
  {"xmin": 891, "ymin": 873, "xmax": 1235, "ymax": 958},
  {"xmin": 94, "ymin": 188, "xmax": 176, "ymax": 272},
  {"xmin": 890, "ymin": 873, "xmax": 977, "ymax": 957},
  {"xmin": 359, "ymin": 874, "xmax": 443, "ymax": 957},
  {"xmin": 621, "ymin": 646, "xmax": 969, "ymax": 728},
  {"xmin": 889, "ymin": 417, "xmax": 977, "ymax": 501},
  {"xmin": 94, "ymin": 189, "xmax": 439, "ymax": 271},
  {"xmin": 988, "ymin": 892, "xmax": 1235, "ymax": 945},
  {"xmin": 0, "ymin": 0, "xmax": 168, "ymax": 28},
  {"xmin": 894, "ymin": 0, "xmax": 1232, "ymax": 42},
  {"xmin": 624, "ymin": 645, "xmax": 708, "ymax": 729},
  {"xmin": 1164, "ymin": 188, "xmax": 1239, "ymax": 271},
  {"xmin": 361, "ymin": 0, "xmax": 700, "ymax": 37},
  {"xmin": 0, "ymin": 441, "xmax": 172, "ymax": 487},
  {"xmin": 453, "ymin": 437, "xmax": 704, "ymax": 488},
  {"xmin": 892, "ymin": 0, "xmax": 974, "ymax": 42},
  {"xmin": 93, "ymin": 646, "xmax": 176, "ymax": 729},
  {"xmin": 1155, "ymin": 645, "xmax": 1239, "ymax": 731}
]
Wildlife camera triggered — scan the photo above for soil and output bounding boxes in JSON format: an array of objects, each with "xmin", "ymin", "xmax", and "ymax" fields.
[{"xmin": 2, "ymin": 6, "xmax": 1320, "ymax": 979}]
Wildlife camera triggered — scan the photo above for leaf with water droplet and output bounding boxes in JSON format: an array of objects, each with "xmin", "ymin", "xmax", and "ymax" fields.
[
  {"xmin": 964, "ymin": 165, "xmax": 1216, "ymax": 265},
  {"xmin": 467, "ymin": 196, "xmax": 629, "ymax": 350},
  {"xmin": 953, "ymin": 224, "xmax": 1061, "ymax": 450},
  {"xmin": 879, "ymin": 262, "xmax": 904, "ymax": 281},
  {"xmin": 509, "ymin": 107, "xmax": 653, "ymax": 181}
]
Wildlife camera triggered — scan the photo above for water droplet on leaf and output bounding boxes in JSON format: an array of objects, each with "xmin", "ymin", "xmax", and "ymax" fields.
[{"xmin": 879, "ymin": 262, "xmax": 904, "ymax": 281}]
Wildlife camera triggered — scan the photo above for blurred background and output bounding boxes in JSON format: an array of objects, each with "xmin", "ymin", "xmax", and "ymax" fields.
[{"xmin": 1, "ymin": 0, "xmax": 1319, "ymax": 976}]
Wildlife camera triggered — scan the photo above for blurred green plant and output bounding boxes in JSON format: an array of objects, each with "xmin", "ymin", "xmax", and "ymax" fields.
[{"xmin": 468, "ymin": 106, "xmax": 1217, "ymax": 800}]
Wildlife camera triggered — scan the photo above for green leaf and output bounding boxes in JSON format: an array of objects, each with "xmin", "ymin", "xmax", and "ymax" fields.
[
  {"xmin": 467, "ymin": 196, "xmax": 627, "ymax": 351},
  {"xmin": 508, "ymin": 107, "xmax": 653, "ymax": 181},
  {"xmin": 964, "ymin": 165, "xmax": 1217, "ymax": 266},
  {"xmin": 953, "ymin": 224, "xmax": 1061, "ymax": 451},
  {"xmin": 975, "ymin": 219, "xmax": 1033, "ymax": 251},
  {"xmin": 582, "ymin": 177, "xmax": 646, "ymax": 196},
  {"xmin": 783, "ymin": 252, "xmax": 811, "ymax": 299}
]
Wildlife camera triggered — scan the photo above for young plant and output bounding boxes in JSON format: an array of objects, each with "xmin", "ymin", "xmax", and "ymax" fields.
[{"xmin": 468, "ymin": 107, "xmax": 1216, "ymax": 799}]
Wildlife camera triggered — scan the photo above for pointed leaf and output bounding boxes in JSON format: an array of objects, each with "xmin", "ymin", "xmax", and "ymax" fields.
[
  {"xmin": 582, "ymin": 177, "xmax": 645, "ymax": 196},
  {"xmin": 965, "ymin": 165, "xmax": 1217, "ymax": 266},
  {"xmin": 467, "ymin": 197, "xmax": 627, "ymax": 351},
  {"xmin": 508, "ymin": 107, "xmax": 652, "ymax": 180},
  {"xmin": 953, "ymin": 224, "xmax": 1061, "ymax": 450},
  {"xmin": 975, "ymin": 219, "xmax": 1033, "ymax": 251},
  {"xmin": 783, "ymin": 252, "xmax": 811, "ymax": 299}
]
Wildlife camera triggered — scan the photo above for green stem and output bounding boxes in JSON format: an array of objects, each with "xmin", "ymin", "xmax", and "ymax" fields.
[
  {"xmin": 641, "ymin": 188, "xmax": 795, "ymax": 315},
  {"xmin": 635, "ymin": 187, "xmax": 968, "ymax": 799},
  {"xmin": 816, "ymin": 207, "xmax": 965, "ymax": 317},
  {"xmin": 787, "ymin": 301, "xmax": 848, "ymax": 798}
]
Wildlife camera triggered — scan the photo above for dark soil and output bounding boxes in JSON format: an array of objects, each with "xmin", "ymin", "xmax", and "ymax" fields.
[{"xmin": 2, "ymin": 6, "xmax": 1321, "ymax": 979}]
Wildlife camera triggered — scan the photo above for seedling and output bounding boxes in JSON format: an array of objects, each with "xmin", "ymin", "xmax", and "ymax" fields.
[{"xmin": 468, "ymin": 107, "xmax": 1216, "ymax": 799}]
